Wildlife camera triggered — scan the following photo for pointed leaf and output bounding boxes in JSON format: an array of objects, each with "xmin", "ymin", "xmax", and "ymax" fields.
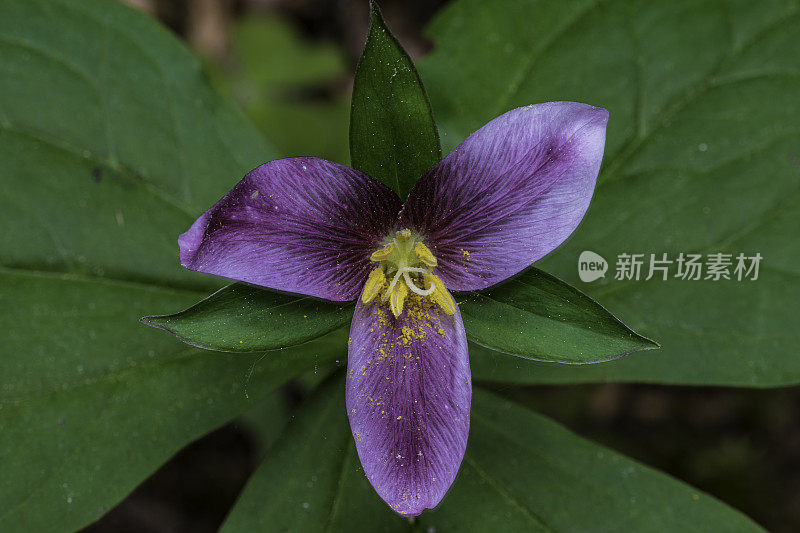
[
  {"xmin": 459, "ymin": 268, "xmax": 658, "ymax": 364},
  {"xmin": 142, "ymin": 283, "xmax": 353, "ymax": 352},
  {"xmin": 349, "ymin": 1, "xmax": 441, "ymax": 198}
]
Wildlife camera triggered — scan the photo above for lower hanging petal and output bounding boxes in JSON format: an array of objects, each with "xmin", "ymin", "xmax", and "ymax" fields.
[{"xmin": 346, "ymin": 296, "xmax": 471, "ymax": 516}]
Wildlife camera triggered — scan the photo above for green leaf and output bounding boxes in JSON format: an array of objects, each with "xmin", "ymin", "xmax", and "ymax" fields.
[
  {"xmin": 223, "ymin": 383, "xmax": 761, "ymax": 531},
  {"xmin": 0, "ymin": 0, "xmax": 340, "ymax": 530},
  {"xmin": 421, "ymin": 0, "xmax": 800, "ymax": 386},
  {"xmin": 221, "ymin": 375, "xmax": 408, "ymax": 532},
  {"xmin": 0, "ymin": 269, "xmax": 345, "ymax": 532},
  {"xmin": 420, "ymin": 389, "xmax": 763, "ymax": 532},
  {"xmin": 142, "ymin": 283, "xmax": 354, "ymax": 352},
  {"xmin": 458, "ymin": 268, "xmax": 658, "ymax": 363},
  {"xmin": 0, "ymin": 0, "xmax": 272, "ymax": 290},
  {"xmin": 349, "ymin": 1, "xmax": 441, "ymax": 198}
]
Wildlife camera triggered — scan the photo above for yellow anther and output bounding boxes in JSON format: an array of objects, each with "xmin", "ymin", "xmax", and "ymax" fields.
[
  {"xmin": 363, "ymin": 228, "xmax": 453, "ymax": 318},
  {"xmin": 370, "ymin": 244, "xmax": 393, "ymax": 262},
  {"xmin": 389, "ymin": 281, "xmax": 409, "ymax": 318},
  {"xmin": 424, "ymin": 273, "xmax": 456, "ymax": 315},
  {"xmin": 361, "ymin": 267, "xmax": 386, "ymax": 304},
  {"xmin": 414, "ymin": 242, "xmax": 437, "ymax": 268}
]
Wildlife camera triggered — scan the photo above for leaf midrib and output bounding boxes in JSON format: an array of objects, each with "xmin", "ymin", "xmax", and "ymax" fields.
[
  {"xmin": 462, "ymin": 453, "xmax": 554, "ymax": 531},
  {"xmin": 0, "ymin": 118, "xmax": 198, "ymax": 221},
  {"xmin": 599, "ymin": 5, "xmax": 800, "ymax": 186},
  {"xmin": 462, "ymin": 292, "xmax": 647, "ymax": 348},
  {"xmin": 0, "ymin": 265, "xmax": 209, "ymax": 297},
  {"xmin": 468, "ymin": 405, "xmax": 757, "ymax": 532},
  {"xmin": 492, "ymin": 0, "xmax": 602, "ymax": 117}
]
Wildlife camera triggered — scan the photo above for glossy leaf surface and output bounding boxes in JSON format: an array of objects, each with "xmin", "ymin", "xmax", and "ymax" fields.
[
  {"xmin": 142, "ymin": 284, "xmax": 353, "ymax": 352},
  {"xmin": 349, "ymin": 1, "xmax": 441, "ymax": 198},
  {"xmin": 459, "ymin": 268, "xmax": 658, "ymax": 364}
]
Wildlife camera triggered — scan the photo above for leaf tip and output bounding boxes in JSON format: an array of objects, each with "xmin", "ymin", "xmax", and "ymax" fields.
[
  {"xmin": 367, "ymin": 0, "xmax": 389, "ymax": 33},
  {"xmin": 638, "ymin": 334, "xmax": 662, "ymax": 351},
  {"xmin": 139, "ymin": 314, "xmax": 166, "ymax": 329},
  {"xmin": 368, "ymin": 0, "xmax": 380, "ymax": 17}
]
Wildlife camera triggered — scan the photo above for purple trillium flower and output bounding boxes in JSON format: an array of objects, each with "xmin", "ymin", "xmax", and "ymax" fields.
[{"xmin": 179, "ymin": 102, "xmax": 608, "ymax": 516}]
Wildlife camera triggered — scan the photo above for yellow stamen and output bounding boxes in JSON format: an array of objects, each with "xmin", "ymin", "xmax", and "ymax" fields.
[
  {"xmin": 370, "ymin": 244, "xmax": 393, "ymax": 262},
  {"xmin": 362, "ymin": 228, "xmax": 456, "ymax": 318},
  {"xmin": 424, "ymin": 273, "xmax": 456, "ymax": 315},
  {"xmin": 361, "ymin": 267, "xmax": 386, "ymax": 304},
  {"xmin": 389, "ymin": 281, "xmax": 408, "ymax": 318},
  {"xmin": 414, "ymin": 242, "xmax": 437, "ymax": 268}
]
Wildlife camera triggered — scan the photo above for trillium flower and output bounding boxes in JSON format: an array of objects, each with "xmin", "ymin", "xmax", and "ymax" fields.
[{"xmin": 178, "ymin": 102, "xmax": 608, "ymax": 516}]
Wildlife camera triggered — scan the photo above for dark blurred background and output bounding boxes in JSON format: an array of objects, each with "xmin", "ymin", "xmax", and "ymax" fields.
[{"xmin": 82, "ymin": 1, "xmax": 800, "ymax": 531}]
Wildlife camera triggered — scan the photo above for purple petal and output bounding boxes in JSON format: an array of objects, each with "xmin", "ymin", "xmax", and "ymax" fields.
[
  {"xmin": 179, "ymin": 157, "xmax": 401, "ymax": 301},
  {"xmin": 399, "ymin": 102, "xmax": 608, "ymax": 291},
  {"xmin": 346, "ymin": 298, "xmax": 471, "ymax": 516}
]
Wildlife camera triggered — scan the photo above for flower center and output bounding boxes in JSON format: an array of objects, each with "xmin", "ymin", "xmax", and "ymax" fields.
[{"xmin": 361, "ymin": 229, "xmax": 456, "ymax": 318}]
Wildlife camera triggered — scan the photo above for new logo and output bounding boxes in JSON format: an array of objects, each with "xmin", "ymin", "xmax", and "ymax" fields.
[{"xmin": 578, "ymin": 251, "xmax": 608, "ymax": 282}]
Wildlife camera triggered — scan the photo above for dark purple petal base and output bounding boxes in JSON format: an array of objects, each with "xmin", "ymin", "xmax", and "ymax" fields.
[{"xmin": 179, "ymin": 157, "xmax": 401, "ymax": 301}]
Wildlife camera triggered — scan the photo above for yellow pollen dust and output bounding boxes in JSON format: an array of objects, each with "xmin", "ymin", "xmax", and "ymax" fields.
[{"xmin": 359, "ymin": 228, "xmax": 455, "ymax": 318}]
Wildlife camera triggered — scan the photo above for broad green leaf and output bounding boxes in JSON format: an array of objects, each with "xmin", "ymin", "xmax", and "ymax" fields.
[
  {"xmin": 142, "ymin": 283, "xmax": 354, "ymax": 352},
  {"xmin": 221, "ymin": 375, "xmax": 407, "ymax": 533},
  {"xmin": 0, "ymin": 269, "xmax": 345, "ymax": 532},
  {"xmin": 236, "ymin": 389, "xmax": 293, "ymax": 456},
  {"xmin": 0, "ymin": 0, "xmax": 324, "ymax": 530},
  {"xmin": 420, "ymin": 389, "xmax": 763, "ymax": 532},
  {"xmin": 224, "ymin": 382, "xmax": 762, "ymax": 531},
  {"xmin": 421, "ymin": 0, "xmax": 800, "ymax": 386},
  {"xmin": 349, "ymin": 1, "xmax": 441, "ymax": 198},
  {"xmin": 458, "ymin": 268, "xmax": 658, "ymax": 363},
  {"xmin": 0, "ymin": 0, "xmax": 276, "ymax": 290}
]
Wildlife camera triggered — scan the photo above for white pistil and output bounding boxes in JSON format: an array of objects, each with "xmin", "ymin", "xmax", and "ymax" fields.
[
  {"xmin": 383, "ymin": 266, "xmax": 435, "ymax": 301},
  {"xmin": 367, "ymin": 229, "xmax": 447, "ymax": 313},
  {"xmin": 403, "ymin": 270, "xmax": 435, "ymax": 296},
  {"xmin": 383, "ymin": 269, "xmax": 405, "ymax": 302}
]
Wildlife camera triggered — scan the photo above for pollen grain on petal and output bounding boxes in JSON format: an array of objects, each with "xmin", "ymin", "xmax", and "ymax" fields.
[{"xmin": 346, "ymin": 291, "xmax": 469, "ymax": 517}]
